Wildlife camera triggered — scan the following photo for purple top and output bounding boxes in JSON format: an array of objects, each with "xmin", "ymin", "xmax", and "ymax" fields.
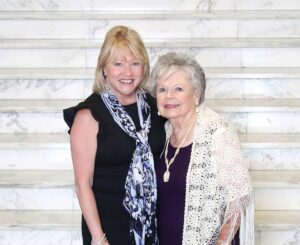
[{"xmin": 155, "ymin": 142, "xmax": 192, "ymax": 245}]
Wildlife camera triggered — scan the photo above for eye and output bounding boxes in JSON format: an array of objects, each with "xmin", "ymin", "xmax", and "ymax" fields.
[
  {"xmin": 132, "ymin": 61, "xmax": 140, "ymax": 66},
  {"xmin": 157, "ymin": 87, "xmax": 166, "ymax": 93},
  {"xmin": 174, "ymin": 86, "xmax": 183, "ymax": 92},
  {"xmin": 114, "ymin": 62, "xmax": 123, "ymax": 67}
]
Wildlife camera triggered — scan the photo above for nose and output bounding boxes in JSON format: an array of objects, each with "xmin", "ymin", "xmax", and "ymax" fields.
[
  {"xmin": 166, "ymin": 89, "xmax": 174, "ymax": 98},
  {"xmin": 124, "ymin": 64, "xmax": 133, "ymax": 76}
]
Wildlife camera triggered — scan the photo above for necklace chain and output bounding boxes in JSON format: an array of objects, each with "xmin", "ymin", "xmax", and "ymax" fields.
[{"xmin": 163, "ymin": 118, "xmax": 196, "ymax": 182}]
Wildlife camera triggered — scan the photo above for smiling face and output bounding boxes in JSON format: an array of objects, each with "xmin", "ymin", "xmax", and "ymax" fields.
[
  {"xmin": 156, "ymin": 69, "xmax": 200, "ymax": 122},
  {"xmin": 103, "ymin": 49, "xmax": 143, "ymax": 105}
]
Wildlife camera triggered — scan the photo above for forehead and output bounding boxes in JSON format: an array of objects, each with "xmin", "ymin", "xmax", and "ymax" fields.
[
  {"xmin": 107, "ymin": 48, "xmax": 137, "ymax": 62},
  {"xmin": 157, "ymin": 69, "xmax": 190, "ymax": 85}
]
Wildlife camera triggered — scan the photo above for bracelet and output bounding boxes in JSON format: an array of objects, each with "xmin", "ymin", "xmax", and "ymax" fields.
[{"xmin": 91, "ymin": 233, "xmax": 107, "ymax": 245}]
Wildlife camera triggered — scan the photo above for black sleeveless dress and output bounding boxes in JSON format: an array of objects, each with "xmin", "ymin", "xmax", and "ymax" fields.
[{"xmin": 63, "ymin": 93, "xmax": 166, "ymax": 245}]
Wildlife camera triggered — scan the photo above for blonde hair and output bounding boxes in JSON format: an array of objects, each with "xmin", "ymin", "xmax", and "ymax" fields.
[{"xmin": 93, "ymin": 25, "xmax": 150, "ymax": 93}]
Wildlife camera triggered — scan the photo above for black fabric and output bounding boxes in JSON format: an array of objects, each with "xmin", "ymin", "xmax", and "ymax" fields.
[
  {"xmin": 231, "ymin": 229, "xmax": 240, "ymax": 245},
  {"xmin": 63, "ymin": 93, "xmax": 166, "ymax": 245}
]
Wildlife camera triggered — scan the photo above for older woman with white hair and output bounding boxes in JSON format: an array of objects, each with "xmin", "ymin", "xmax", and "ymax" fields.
[{"xmin": 151, "ymin": 52, "xmax": 254, "ymax": 245}]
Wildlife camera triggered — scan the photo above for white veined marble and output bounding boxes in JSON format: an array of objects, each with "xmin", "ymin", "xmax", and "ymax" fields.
[
  {"xmin": 242, "ymin": 48, "xmax": 300, "ymax": 67},
  {"xmin": 6, "ymin": 47, "xmax": 300, "ymax": 69},
  {"xmin": 0, "ymin": 49, "xmax": 86, "ymax": 68},
  {"xmin": 0, "ymin": 19, "xmax": 237, "ymax": 40},
  {"xmin": 0, "ymin": 0, "xmax": 91, "ymax": 11},
  {"xmin": 0, "ymin": 188, "xmax": 77, "ymax": 210},
  {"xmin": 220, "ymin": 112, "xmax": 247, "ymax": 133},
  {"xmin": 206, "ymin": 78, "xmax": 300, "ymax": 99},
  {"xmin": 254, "ymin": 189, "xmax": 300, "ymax": 210},
  {"xmin": 89, "ymin": 19, "xmax": 237, "ymax": 40},
  {"xmin": 1, "ymin": 77, "xmax": 299, "ymax": 100},
  {"xmin": 87, "ymin": 47, "xmax": 242, "ymax": 69},
  {"xmin": 239, "ymin": 20, "xmax": 300, "ymax": 38},
  {"xmin": 0, "ymin": 148, "xmax": 72, "ymax": 170},
  {"xmin": 92, "ymin": 0, "xmax": 235, "ymax": 11},
  {"xmin": 0, "ymin": 20, "xmax": 90, "ymax": 39},
  {"xmin": 236, "ymin": 0, "xmax": 300, "ymax": 10},
  {"xmin": 206, "ymin": 78, "xmax": 245, "ymax": 99},
  {"xmin": 0, "ymin": 0, "xmax": 235, "ymax": 11},
  {"xmin": 0, "ymin": 79, "xmax": 87, "ymax": 100},
  {"xmin": 247, "ymin": 112, "xmax": 300, "ymax": 133},
  {"xmin": 0, "ymin": 112, "xmax": 67, "ymax": 134},
  {"xmin": 257, "ymin": 231, "xmax": 300, "ymax": 245},
  {"xmin": 219, "ymin": 111, "xmax": 300, "ymax": 134},
  {"xmin": 243, "ymin": 78, "xmax": 300, "ymax": 99},
  {"xmin": 0, "ymin": 230, "xmax": 82, "ymax": 245},
  {"xmin": 1, "ymin": 110, "xmax": 299, "ymax": 134},
  {"xmin": 246, "ymin": 149, "xmax": 300, "ymax": 170}
]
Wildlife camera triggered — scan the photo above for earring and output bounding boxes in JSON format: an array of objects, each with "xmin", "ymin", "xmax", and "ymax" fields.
[
  {"xmin": 195, "ymin": 103, "xmax": 199, "ymax": 113},
  {"xmin": 157, "ymin": 111, "xmax": 161, "ymax": 116}
]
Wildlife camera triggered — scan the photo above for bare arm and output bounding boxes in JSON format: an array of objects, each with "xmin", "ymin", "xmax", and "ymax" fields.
[
  {"xmin": 70, "ymin": 109, "xmax": 109, "ymax": 244},
  {"xmin": 215, "ymin": 211, "xmax": 241, "ymax": 245}
]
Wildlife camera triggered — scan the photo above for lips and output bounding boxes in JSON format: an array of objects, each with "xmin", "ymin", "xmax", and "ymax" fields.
[
  {"xmin": 164, "ymin": 104, "xmax": 179, "ymax": 109},
  {"xmin": 120, "ymin": 79, "xmax": 133, "ymax": 84}
]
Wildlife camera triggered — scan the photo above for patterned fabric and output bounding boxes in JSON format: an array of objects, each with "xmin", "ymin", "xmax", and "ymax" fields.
[
  {"xmin": 164, "ymin": 104, "xmax": 254, "ymax": 245},
  {"xmin": 101, "ymin": 91, "xmax": 158, "ymax": 245}
]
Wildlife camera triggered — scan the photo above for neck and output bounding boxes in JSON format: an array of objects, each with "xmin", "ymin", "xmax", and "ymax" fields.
[{"xmin": 169, "ymin": 110, "xmax": 197, "ymax": 147}]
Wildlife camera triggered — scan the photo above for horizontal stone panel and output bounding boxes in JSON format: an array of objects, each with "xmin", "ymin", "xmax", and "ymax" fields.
[
  {"xmin": 0, "ymin": 148, "xmax": 72, "ymax": 170},
  {"xmin": 254, "ymin": 189, "xmax": 300, "ymax": 210},
  {"xmin": 0, "ymin": 188, "xmax": 77, "ymax": 210},
  {"xmin": 0, "ymin": 0, "xmax": 235, "ymax": 11},
  {"xmin": 236, "ymin": 0, "xmax": 300, "ymax": 10},
  {"xmin": 1, "ymin": 77, "xmax": 300, "ymax": 100},
  {"xmin": 3, "ymin": 48, "xmax": 300, "ymax": 69},
  {"xmin": 246, "ymin": 148, "xmax": 300, "ymax": 170},
  {"xmin": 0, "ymin": 230, "xmax": 82, "ymax": 245},
  {"xmin": 0, "ymin": 19, "xmax": 237, "ymax": 39}
]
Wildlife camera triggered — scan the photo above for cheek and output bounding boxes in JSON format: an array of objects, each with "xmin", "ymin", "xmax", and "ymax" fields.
[
  {"xmin": 134, "ymin": 67, "xmax": 143, "ymax": 76},
  {"xmin": 104, "ymin": 67, "xmax": 117, "ymax": 77},
  {"xmin": 156, "ymin": 96, "xmax": 164, "ymax": 108}
]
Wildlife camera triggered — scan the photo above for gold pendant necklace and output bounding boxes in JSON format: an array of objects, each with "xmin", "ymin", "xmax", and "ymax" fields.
[{"xmin": 163, "ymin": 119, "xmax": 196, "ymax": 183}]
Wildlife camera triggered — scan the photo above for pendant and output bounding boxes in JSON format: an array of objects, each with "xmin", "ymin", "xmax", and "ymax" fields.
[{"xmin": 163, "ymin": 170, "xmax": 170, "ymax": 182}]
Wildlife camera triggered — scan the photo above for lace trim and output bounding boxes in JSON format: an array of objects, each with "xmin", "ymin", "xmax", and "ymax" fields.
[{"xmin": 165, "ymin": 104, "xmax": 254, "ymax": 245}]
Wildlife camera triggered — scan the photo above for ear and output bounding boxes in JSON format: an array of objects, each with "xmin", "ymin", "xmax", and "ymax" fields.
[{"xmin": 102, "ymin": 68, "xmax": 107, "ymax": 77}]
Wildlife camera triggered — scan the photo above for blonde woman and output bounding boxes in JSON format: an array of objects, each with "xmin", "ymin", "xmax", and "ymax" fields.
[{"xmin": 64, "ymin": 26, "xmax": 165, "ymax": 245}]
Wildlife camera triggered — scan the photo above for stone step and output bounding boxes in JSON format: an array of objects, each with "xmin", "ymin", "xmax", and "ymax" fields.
[
  {"xmin": 1, "ymin": 10, "xmax": 300, "ymax": 19},
  {"xmin": 250, "ymin": 170, "xmax": 300, "ymax": 188},
  {"xmin": 1, "ymin": 14, "xmax": 300, "ymax": 40},
  {"xmin": 0, "ymin": 0, "xmax": 299, "ymax": 12},
  {"xmin": 251, "ymin": 171, "xmax": 300, "ymax": 211},
  {"xmin": 0, "ymin": 210, "xmax": 298, "ymax": 245},
  {"xmin": 0, "ymin": 134, "xmax": 299, "ymax": 171},
  {"xmin": 0, "ymin": 170, "xmax": 299, "ymax": 211},
  {"xmin": 1, "ymin": 39, "xmax": 300, "ymax": 48},
  {"xmin": 1, "ymin": 99, "xmax": 300, "ymax": 134},
  {"xmin": 1, "ymin": 99, "xmax": 300, "ymax": 112},
  {"xmin": 18, "ymin": 204, "xmax": 278, "ymax": 231},
  {"xmin": 1, "ymin": 76, "xmax": 300, "ymax": 100},
  {"xmin": 2, "ymin": 47, "xmax": 300, "ymax": 69},
  {"xmin": 1, "ymin": 67, "xmax": 300, "ymax": 79},
  {"xmin": 1, "ymin": 142, "xmax": 299, "ymax": 172},
  {"xmin": 0, "ymin": 171, "xmax": 77, "ymax": 211},
  {"xmin": 1, "ymin": 133, "xmax": 300, "ymax": 149},
  {"xmin": 1, "ymin": 170, "xmax": 299, "ymax": 188},
  {"xmin": 255, "ymin": 211, "xmax": 300, "ymax": 230}
]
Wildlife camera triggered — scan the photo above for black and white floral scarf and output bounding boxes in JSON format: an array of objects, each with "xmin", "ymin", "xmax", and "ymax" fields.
[{"xmin": 101, "ymin": 91, "xmax": 158, "ymax": 245}]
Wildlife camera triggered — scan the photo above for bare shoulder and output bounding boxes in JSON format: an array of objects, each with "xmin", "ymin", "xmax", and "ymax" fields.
[{"xmin": 72, "ymin": 109, "xmax": 98, "ymax": 134}]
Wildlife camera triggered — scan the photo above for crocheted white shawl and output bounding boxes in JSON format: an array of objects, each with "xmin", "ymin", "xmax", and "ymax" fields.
[{"xmin": 165, "ymin": 104, "xmax": 254, "ymax": 245}]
